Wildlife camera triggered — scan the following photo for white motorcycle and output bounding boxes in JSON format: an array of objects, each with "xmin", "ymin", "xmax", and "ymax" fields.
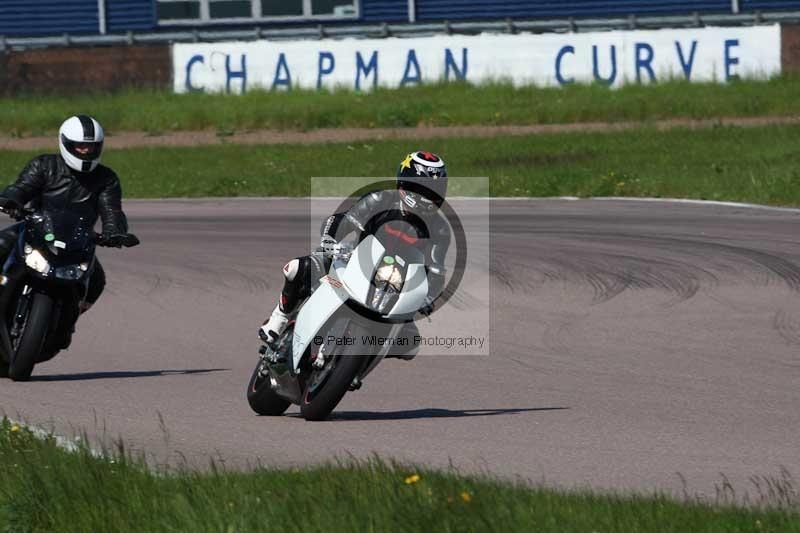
[{"xmin": 247, "ymin": 234, "xmax": 430, "ymax": 421}]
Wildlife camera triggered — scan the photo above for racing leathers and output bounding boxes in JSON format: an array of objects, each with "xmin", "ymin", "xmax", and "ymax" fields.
[
  {"xmin": 262, "ymin": 189, "xmax": 451, "ymax": 360},
  {"xmin": 0, "ymin": 154, "xmax": 129, "ymax": 311}
]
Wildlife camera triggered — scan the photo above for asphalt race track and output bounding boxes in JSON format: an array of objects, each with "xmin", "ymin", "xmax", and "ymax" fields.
[{"xmin": 1, "ymin": 198, "xmax": 798, "ymax": 499}]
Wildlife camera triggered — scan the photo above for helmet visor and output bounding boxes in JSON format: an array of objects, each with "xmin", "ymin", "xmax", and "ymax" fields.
[
  {"xmin": 399, "ymin": 188, "xmax": 438, "ymax": 214},
  {"xmin": 61, "ymin": 135, "xmax": 103, "ymax": 161}
]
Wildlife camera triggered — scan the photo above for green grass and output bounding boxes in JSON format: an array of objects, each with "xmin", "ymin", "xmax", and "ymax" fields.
[
  {"xmin": 0, "ymin": 420, "xmax": 797, "ymax": 533},
  {"xmin": 2, "ymin": 77, "xmax": 800, "ymax": 136},
  {"xmin": 3, "ymin": 124, "xmax": 800, "ymax": 205}
]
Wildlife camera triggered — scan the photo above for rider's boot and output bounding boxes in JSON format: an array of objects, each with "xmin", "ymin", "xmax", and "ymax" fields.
[
  {"xmin": 44, "ymin": 301, "xmax": 90, "ymax": 355},
  {"xmin": 386, "ymin": 345, "xmax": 418, "ymax": 361},
  {"xmin": 259, "ymin": 304, "xmax": 289, "ymax": 346},
  {"xmin": 384, "ymin": 322, "xmax": 420, "ymax": 361}
]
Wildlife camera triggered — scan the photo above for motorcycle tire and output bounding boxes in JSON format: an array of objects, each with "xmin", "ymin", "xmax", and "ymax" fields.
[
  {"xmin": 300, "ymin": 322, "xmax": 366, "ymax": 422},
  {"xmin": 247, "ymin": 362, "xmax": 292, "ymax": 416},
  {"xmin": 9, "ymin": 292, "xmax": 53, "ymax": 382}
]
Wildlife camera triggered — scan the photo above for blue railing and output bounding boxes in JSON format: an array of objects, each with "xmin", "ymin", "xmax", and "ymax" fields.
[
  {"xmin": 3, "ymin": 0, "xmax": 800, "ymax": 37},
  {"xmin": 0, "ymin": 0, "xmax": 100, "ymax": 36}
]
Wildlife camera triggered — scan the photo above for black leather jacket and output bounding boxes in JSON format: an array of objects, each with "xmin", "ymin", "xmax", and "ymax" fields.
[
  {"xmin": 1, "ymin": 154, "xmax": 128, "ymax": 235},
  {"xmin": 322, "ymin": 189, "xmax": 451, "ymax": 301}
]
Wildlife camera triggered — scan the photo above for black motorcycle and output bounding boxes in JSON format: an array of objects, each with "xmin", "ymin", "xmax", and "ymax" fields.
[{"xmin": 0, "ymin": 205, "xmax": 139, "ymax": 381}]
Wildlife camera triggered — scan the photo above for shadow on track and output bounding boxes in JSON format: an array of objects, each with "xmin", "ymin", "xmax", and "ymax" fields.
[
  {"xmin": 30, "ymin": 368, "xmax": 230, "ymax": 382},
  {"xmin": 317, "ymin": 406, "xmax": 569, "ymax": 421}
]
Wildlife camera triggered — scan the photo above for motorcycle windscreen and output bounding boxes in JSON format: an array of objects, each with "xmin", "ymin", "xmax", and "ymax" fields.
[
  {"xmin": 292, "ymin": 281, "xmax": 349, "ymax": 370},
  {"xmin": 340, "ymin": 235, "xmax": 385, "ymax": 307},
  {"xmin": 386, "ymin": 263, "xmax": 428, "ymax": 317},
  {"xmin": 30, "ymin": 210, "xmax": 94, "ymax": 255}
]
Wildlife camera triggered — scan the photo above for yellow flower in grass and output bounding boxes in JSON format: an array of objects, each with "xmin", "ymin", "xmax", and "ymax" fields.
[
  {"xmin": 404, "ymin": 474, "xmax": 421, "ymax": 485},
  {"xmin": 10, "ymin": 425, "xmax": 20, "ymax": 434},
  {"xmin": 460, "ymin": 491, "xmax": 472, "ymax": 503}
]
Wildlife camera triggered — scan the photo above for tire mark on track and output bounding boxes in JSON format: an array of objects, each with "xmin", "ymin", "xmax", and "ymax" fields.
[
  {"xmin": 773, "ymin": 310, "xmax": 800, "ymax": 346},
  {"xmin": 491, "ymin": 229, "xmax": 800, "ymax": 305},
  {"xmin": 492, "ymin": 248, "xmax": 712, "ymax": 305},
  {"xmin": 542, "ymin": 313, "xmax": 587, "ymax": 356},
  {"xmin": 440, "ymin": 288, "xmax": 485, "ymax": 311}
]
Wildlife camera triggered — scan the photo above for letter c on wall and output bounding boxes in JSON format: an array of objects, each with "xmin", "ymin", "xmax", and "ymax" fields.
[
  {"xmin": 185, "ymin": 54, "xmax": 205, "ymax": 93},
  {"xmin": 555, "ymin": 45, "xmax": 575, "ymax": 85}
]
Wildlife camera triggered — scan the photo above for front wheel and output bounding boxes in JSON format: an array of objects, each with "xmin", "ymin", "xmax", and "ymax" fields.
[
  {"xmin": 247, "ymin": 360, "xmax": 291, "ymax": 416},
  {"xmin": 300, "ymin": 323, "xmax": 368, "ymax": 422},
  {"xmin": 8, "ymin": 292, "xmax": 54, "ymax": 382}
]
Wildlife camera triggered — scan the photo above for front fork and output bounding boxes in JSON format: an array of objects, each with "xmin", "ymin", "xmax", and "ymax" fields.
[
  {"xmin": 311, "ymin": 320, "xmax": 403, "ymax": 391},
  {"xmin": 9, "ymin": 285, "xmax": 33, "ymax": 339}
]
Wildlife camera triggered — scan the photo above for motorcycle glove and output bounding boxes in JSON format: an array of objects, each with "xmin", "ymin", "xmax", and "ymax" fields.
[
  {"xmin": 320, "ymin": 234, "xmax": 338, "ymax": 257},
  {"xmin": 0, "ymin": 197, "xmax": 22, "ymax": 218},
  {"xmin": 100, "ymin": 234, "xmax": 124, "ymax": 248},
  {"xmin": 419, "ymin": 297, "xmax": 435, "ymax": 317}
]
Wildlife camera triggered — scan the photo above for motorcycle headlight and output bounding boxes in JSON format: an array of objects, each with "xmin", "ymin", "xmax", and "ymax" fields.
[
  {"xmin": 374, "ymin": 264, "xmax": 404, "ymax": 291},
  {"xmin": 24, "ymin": 248, "xmax": 50, "ymax": 275},
  {"xmin": 372, "ymin": 265, "xmax": 404, "ymax": 313},
  {"xmin": 54, "ymin": 263, "xmax": 89, "ymax": 281}
]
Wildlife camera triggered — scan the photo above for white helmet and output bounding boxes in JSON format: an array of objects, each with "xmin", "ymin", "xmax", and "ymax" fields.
[{"xmin": 58, "ymin": 115, "xmax": 104, "ymax": 173}]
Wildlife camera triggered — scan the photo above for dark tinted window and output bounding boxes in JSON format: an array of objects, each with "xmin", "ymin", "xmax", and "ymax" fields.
[
  {"xmin": 311, "ymin": 0, "xmax": 356, "ymax": 15},
  {"xmin": 210, "ymin": 0, "xmax": 251, "ymax": 18},
  {"xmin": 261, "ymin": 0, "xmax": 303, "ymax": 16},
  {"xmin": 157, "ymin": 1, "xmax": 201, "ymax": 19}
]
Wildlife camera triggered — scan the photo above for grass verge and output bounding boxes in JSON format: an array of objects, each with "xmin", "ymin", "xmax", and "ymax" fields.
[
  {"xmin": 0, "ymin": 419, "xmax": 797, "ymax": 533},
  {"xmin": 2, "ymin": 77, "xmax": 800, "ymax": 135},
  {"xmin": 2, "ymin": 124, "xmax": 800, "ymax": 205}
]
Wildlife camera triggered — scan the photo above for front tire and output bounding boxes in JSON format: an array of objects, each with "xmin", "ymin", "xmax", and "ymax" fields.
[
  {"xmin": 9, "ymin": 293, "xmax": 54, "ymax": 382},
  {"xmin": 247, "ymin": 361, "xmax": 291, "ymax": 416},
  {"xmin": 300, "ymin": 323, "xmax": 367, "ymax": 422}
]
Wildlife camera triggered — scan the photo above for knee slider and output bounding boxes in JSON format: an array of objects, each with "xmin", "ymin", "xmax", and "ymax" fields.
[{"xmin": 282, "ymin": 258, "xmax": 302, "ymax": 282}]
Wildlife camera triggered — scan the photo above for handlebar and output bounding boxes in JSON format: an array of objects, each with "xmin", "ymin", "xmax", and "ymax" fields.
[
  {"xmin": 94, "ymin": 233, "xmax": 140, "ymax": 248},
  {"xmin": 0, "ymin": 203, "xmax": 139, "ymax": 248},
  {"xmin": 0, "ymin": 202, "xmax": 34, "ymax": 222}
]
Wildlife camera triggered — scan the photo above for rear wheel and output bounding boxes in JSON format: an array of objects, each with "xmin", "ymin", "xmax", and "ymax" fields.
[
  {"xmin": 300, "ymin": 323, "xmax": 367, "ymax": 422},
  {"xmin": 247, "ymin": 359, "xmax": 291, "ymax": 416},
  {"xmin": 8, "ymin": 293, "xmax": 53, "ymax": 382}
]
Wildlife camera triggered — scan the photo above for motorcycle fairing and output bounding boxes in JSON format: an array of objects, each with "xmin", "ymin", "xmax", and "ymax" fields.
[
  {"xmin": 290, "ymin": 234, "xmax": 431, "ymax": 373},
  {"xmin": 2, "ymin": 223, "xmax": 25, "ymax": 275},
  {"xmin": 339, "ymin": 235, "xmax": 385, "ymax": 307},
  {"xmin": 386, "ymin": 263, "xmax": 428, "ymax": 317},
  {"xmin": 292, "ymin": 279, "xmax": 349, "ymax": 371}
]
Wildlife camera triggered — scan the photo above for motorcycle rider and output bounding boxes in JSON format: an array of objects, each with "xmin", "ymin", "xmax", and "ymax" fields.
[
  {"xmin": 259, "ymin": 150, "xmax": 450, "ymax": 361},
  {"xmin": 0, "ymin": 115, "xmax": 130, "ymax": 348}
]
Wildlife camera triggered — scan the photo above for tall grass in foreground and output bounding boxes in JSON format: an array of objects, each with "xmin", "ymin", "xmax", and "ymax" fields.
[
  {"xmin": 0, "ymin": 419, "xmax": 797, "ymax": 532},
  {"xmin": 2, "ymin": 77, "xmax": 800, "ymax": 135}
]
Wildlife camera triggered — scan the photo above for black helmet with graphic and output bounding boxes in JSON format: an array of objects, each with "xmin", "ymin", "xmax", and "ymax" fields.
[{"xmin": 396, "ymin": 151, "xmax": 448, "ymax": 215}]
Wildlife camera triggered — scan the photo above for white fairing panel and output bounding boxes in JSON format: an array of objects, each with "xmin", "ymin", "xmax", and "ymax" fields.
[
  {"xmin": 340, "ymin": 235, "xmax": 384, "ymax": 306},
  {"xmin": 292, "ymin": 281, "xmax": 348, "ymax": 370},
  {"xmin": 387, "ymin": 264, "xmax": 429, "ymax": 316}
]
